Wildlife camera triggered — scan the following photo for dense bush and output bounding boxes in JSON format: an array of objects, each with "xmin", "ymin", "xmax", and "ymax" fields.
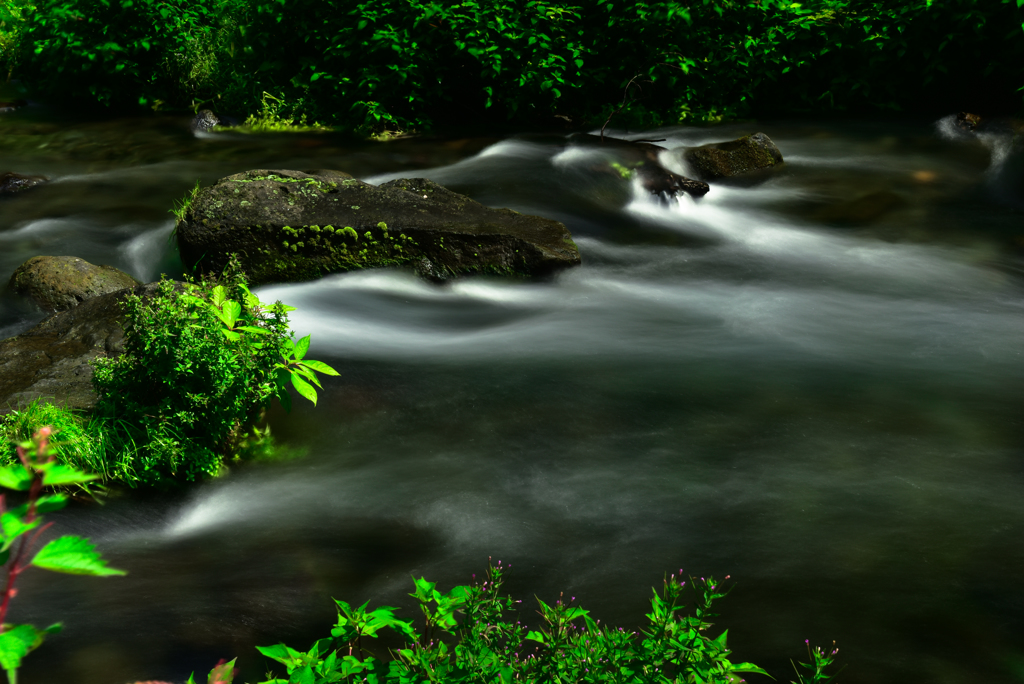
[
  {"xmin": 90, "ymin": 274, "xmax": 286, "ymax": 483},
  {"xmin": 5, "ymin": 0, "xmax": 1024, "ymax": 131},
  {"xmin": 0, "ymin": 267, "xmax": 336, "ymax": 487}
]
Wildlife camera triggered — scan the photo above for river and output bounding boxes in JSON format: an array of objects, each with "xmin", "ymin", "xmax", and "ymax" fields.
[{"xmin": 1, "ymin": 103, "xmax": 1023, "ymax": 684}]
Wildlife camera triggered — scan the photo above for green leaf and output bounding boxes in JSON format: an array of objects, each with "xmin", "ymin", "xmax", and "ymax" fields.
[
  {"xmin": 300, "ymin": 359, "xmax": 340, "ymax": 376},
  {"xmin": 34, "ymin": 494, "xmax": 67, "ymax": 514},
  {"xmin": 727, "ymin": 662, "xmax": 771, "ymax": 675},
  {"xmin": 290, "ymin": 374, "xmax": 318, "ymax": 406},
  {"xmin": 293, "ymin": 335, "xmax": 311, "ymax": 360},
  {"xmin": 41, "ymin": 464, "xmax": 99, "ymax": 487},
  {"xmin": 0, "ymin": 625, "xmax": 38, "ymax": 671},
  {"xmin": 31, "ymin": 536, "xmax": 126, "ymax": 576},
  {"xmin": 294, "ymin": 365, "xmax": 322, "ymax": 388},
  {"xmin": 0, "ymin": 512, "xmax": 41, "ymax": 551},
  {"xmin": 256, "ymin": 644, "xmax": 294, "ymax": 666},
  {"xmin": 289, "ymin": 665, "xmax": 314, "ymax": 684},
  {"xmin": 210, "ymin": 285, "xmax": 227, "ymax": 308},
  {"xmin": 0, "ymin": 466, "xmax": 33, "ymax": 492},
  {"xmin": 217, "ymin": 300, "xmax": 242, "ymax": 329}
]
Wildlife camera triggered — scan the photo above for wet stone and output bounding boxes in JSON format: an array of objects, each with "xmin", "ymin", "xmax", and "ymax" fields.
[
  {"xmin": 175, "ymin": 169, "xmax": 582, "ymax": 285},
  {"xmin": 0, "ymin": 171, "xmax": 49, "ymax": 195},
  {"xmin": 683, "ymin": 132, "xmax": 784, "ymax": 181},
  {"xmin": 9, "ymin": 256, "xmax": 141, "ymax": 312}
]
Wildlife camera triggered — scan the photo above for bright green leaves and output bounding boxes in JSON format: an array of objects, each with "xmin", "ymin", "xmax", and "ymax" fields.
[
  {"xmin": 216, "ymin": 300, "xmax": 242, "ymax": 330},
  {"xmin": 0, "ymin": 623, "xmax": 60, "ymax": 674},
  {"xmin": 0, "ymin": 625, "xmax": 39, "ymax": 672},
  {"xmin": 0, "ymin": 429, "xmax": 122, "ymax": 682},
  {"xmin": 0, "ymin": 467, "xmax": 32, "ymax": 492},
  {"xmin": 206, "ymin": 281, "xmax": 337, "ymax": 410},
  {"xmin": 332, "ymin": 600, "xmax": 416, "ymax": 644},
  {"xmin": 293, "ymin": 335, "xmax": 310, "ymax": 360},
  {"xmin": 257, "ymin": 638, "xmax": 374, "ymax": 684},
  {"xmin": 0, "ymin": 513, "xmax": 40, "ymax": 553},
  {"xmin": 31, "ymin": 536, "xmax": 126, "ymax": 576},
  {"xmin": 40, "ymin": 463, "xmax": 98, "ymax": 487},
  {"xmin": 91, "ymin": 266, "xmax": 311, "ymax": 485},
  {"xmin": 254, "ymin": 562, "xmax": 815, "ymax": 684},
  {"xmin": 275, "ymin": 335, "xmax": 339, "ymax": 410}
]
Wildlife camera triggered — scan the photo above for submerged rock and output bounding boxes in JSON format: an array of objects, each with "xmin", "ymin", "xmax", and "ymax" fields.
[
  {"xmin": 10, "ymin": 256, "xmax": 141, "ymax": 312},
  {"xmin": 0, "ymin": 171, "xmax": 48, "ymax": 195},
  {"xmin": 683, "ymin": 132, "xmax": 784, "ymax": 181},
  {"xmin": 0, "ymin": 282, "xmax": 160, "ymax": 413},
  {"xmin": 175, "ymin": 169, "xmax": 581, "ymax": 284},
  {"xmin": 813, "ymin": 190, "xmax": 907, "ymax": 225}
]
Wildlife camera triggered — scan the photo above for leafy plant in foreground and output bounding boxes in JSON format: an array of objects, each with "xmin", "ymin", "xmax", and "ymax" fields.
[
  {"xmin": 242, "ymin": 561, "xmax": 839, "ymax": 684},
  {"xmin": 0, "ymin": 427, "xmax": 123, "ymax": 684}
]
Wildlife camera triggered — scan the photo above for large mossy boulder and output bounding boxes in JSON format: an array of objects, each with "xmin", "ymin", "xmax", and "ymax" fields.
[
  {"xmin": 683, "ymin": 132, "xmax": 784, "ymax": 181},
  {"xmin": 9, "ymin": 256, "xmax": 141, "ymax": 312},
  {"xmin": 175, "ymin": 170, "xmax": 582, "ymax": 284},
  {"xmin": 0, "ymin": 282, "xmax": 161, "ymax": 412}
]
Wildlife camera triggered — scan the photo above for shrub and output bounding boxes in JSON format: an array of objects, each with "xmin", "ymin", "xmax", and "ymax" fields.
[
  {"xmin": 89, "ymin": 266, "xmax": 336, "ymax": 486},
  {"xmin": 197, "ymin": 561, "xmax": 840, "ymax": 684},
  {"xmin": 2, "ymin": 264, "xmax": 337, "ymax": 488}
]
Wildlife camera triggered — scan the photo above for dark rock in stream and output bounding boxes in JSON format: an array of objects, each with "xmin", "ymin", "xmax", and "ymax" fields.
[
  {"xmin": 683, "ymin": 132, "xmax": 784, "ymax": 181},
  {"xmin": 568, "ymin": 133, "xmax": 710, "ymax": 198},
  {"xmin": 10, "ymin": 256, "xmax": 141, "ymax": 312},
  {"xmin": 0, "ymin": 171, "xmax": 48, "ymax": 195},
  {"xmin": 176, "ymin": 169, "xmax": 582, "ymax": 284},
  {"xmin": 190, "ymin": 109, "xmax": 220, "ymax": 132},
  {"xmin": 0, "ymin": 99, "xmax": 28, "ymax": 113},
  {"xmin": 0, "ymin": 282, "xmax": 162, "ymax": 413}
]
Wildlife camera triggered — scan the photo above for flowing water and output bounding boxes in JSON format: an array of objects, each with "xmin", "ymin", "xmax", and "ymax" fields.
[{"xmin": 1, "ymin": 102, "xmax": 1023, "ymax": 684}]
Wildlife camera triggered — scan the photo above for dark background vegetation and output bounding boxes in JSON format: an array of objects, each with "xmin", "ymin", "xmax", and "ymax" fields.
[{"xmin": 2, "ymin": 0, "xmax": 1023, "ymax": 132}]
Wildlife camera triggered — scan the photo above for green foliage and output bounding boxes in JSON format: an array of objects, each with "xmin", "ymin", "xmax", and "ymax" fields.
[
  {"xmin": 12, "ymin": 0, "xmax": 1024, "ymax": 129},
  {"xmin": 89, "ymin": 266, "xmax": 337, "ymax": 486},
  {"xmin": 0, "ymin": 0, "xmax": 32, "ymax": 81},
  {"xmin": 0, "ymin": 401, "xmax": 103, "ymax": 484},
  {"xmin": 233, "ymin": 92, "xmax": 329, "ymax": 133},
  {"xmin": 792, "ymin": 641, "xmax": 842, "ymax": 684},
  {"xmin": 0, "ymin": 428, "xmax": 123, "ymax": 684},
  {"xmin": 171, "ymin": 180, "xmax": 202, "ymax": 223},
  {"xmin": 244, "ymin": 561, "xmax": 840, "ymax": 684},
  {"xmin": 0, "ymin": 265, "xmax": 336, "ymax": 488}
]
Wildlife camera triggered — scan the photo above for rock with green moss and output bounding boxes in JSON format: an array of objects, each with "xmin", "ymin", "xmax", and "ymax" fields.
[
  {"xmin": 9, "ymin": 256, "xmax": 141, "ymax": 312},
  {"xmin": 175, "ymin": 169, "xmax": 581, "ymax": 284},
  {"xmin": 682, "ymin": 132, "xmax": 783, "ymax": 181}
]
